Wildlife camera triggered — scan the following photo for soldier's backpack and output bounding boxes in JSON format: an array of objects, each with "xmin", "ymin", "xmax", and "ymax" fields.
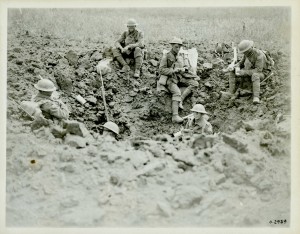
[{"xmin": 262, "ymin": 50, "xmax": 275, "ymax": 69}]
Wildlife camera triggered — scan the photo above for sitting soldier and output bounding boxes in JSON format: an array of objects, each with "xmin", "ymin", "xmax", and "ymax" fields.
[
  {"xmin": 112, "ymin": 18, "xmax": 145, "ymax": 78},
  {"xmin": 223, "ymin": 40, "xmax": 273, "ymax": 104},
  {"xmin": 158, "ymin": 37, "xmax": 199, "ymax": 123}
]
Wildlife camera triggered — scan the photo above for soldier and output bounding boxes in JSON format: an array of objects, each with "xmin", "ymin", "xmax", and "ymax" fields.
[
  {"xmin": 31, "ymin": 79, "xmax": 70, "ymax": 121},
  {"xmin": 102, "ymin": 121, "xmax": 119, "ymax": 139},
  {"xmin": 224, "ymin": 40, "xmax": 272, "ymax": 104},
  {"xmin": 112, "ymin": 18, "xmax": 144, "ymax": 78},
  {"xmin": 185, "ymin": 104, "xmax": 213, "ymax": 135},
  {"xmin": 158, "ymin": 37, "xmax": 199, "ymax": 123}
]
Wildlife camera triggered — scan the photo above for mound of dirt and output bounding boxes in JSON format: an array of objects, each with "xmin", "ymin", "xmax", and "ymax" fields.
[{"xmin": 6, "ymin": 117, "xmax": 290, "ymax": 226}]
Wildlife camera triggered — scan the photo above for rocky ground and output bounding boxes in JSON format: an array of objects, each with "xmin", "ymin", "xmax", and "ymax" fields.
[{"xmin": 6, "ymin": 31, "xmax": 291, "ymax": 227}]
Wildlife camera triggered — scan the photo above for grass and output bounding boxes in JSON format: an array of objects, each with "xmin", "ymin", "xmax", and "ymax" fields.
[{"xmin": 8, "ymin": 7, "xmax": 290, "ymax": 50}]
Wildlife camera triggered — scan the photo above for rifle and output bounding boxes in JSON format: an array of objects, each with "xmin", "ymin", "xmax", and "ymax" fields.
[
  {"xmin": 182, "ymin": 113, "xmax": 194, "ymax": 120},
  {"xmin": 98, "ymin": 69, "xmax": 109, "ymax": 121},
  {"xmin": 260, "ymin": 72, "xmax": 274, "ymax": 85},
  {"xmin": 8, "ymin": 97, "xmax": 35, "ymax": 120},
  {"xmin": 222, "ymin": 42, "xmax": 237, "ymax": 72}
]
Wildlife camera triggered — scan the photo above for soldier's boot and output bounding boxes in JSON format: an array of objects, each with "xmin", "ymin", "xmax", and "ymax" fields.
[
  {"xmin": 221, "ymin": 72, "xmax": 236, "ymax": 100},
  {"xmin": 172, "ymin": 101, "xmax": 183, "ymax": 123},
  {"xmin": 252, "ymin": 79, "xmax": 260, "ymax": 104},
  {"xmin": 115, "ymin": 56, "xmax": 130, "ymax": 73},
  {"xmin": 134, "ymin": 56, "xmax": 142, "ymax": 78},
  {"xmin": 228, "ymin": 72, "xmax": 236, "ymax": 95},
  {"xmin": 179, "ymin": 87, "xmax": 193, "ymax": 109}
]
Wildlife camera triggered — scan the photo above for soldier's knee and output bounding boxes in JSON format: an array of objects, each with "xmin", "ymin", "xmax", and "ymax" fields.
[
  {"xmin": 251, "ymin": 73, "xmax": 261, "ymax": 82},
  {"xmin": 134, "ymin": 47, "xmax": 143, "ymax": 57},
  {"xmin": 134, "ymin": 47, "xmax": 142, "ymax": 52},
  {"xmin": 112, "ymin": 47, "xmax": 121, "ymax": 57},
  {"xmin": 169, "ymin": 85, "xmax": 181, "ymax": 96},
  {"xmin": 172, "ymin": 95, "xmax": 181, "ymax": 102},
  {"xmin": 190, "ymin": 80, "xmax": 199, "ymax": 88}
]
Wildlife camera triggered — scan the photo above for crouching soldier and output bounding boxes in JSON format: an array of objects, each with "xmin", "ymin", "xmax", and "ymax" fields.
[
  {"xmin": 185, "ymin": 104, "xmax": 213, "ymax": 135},
  {"xmin": 223, "ymin": 40, "xmax": 273, "ymax": 104},
  {"xmin": 112, "ymin": 18, "xmax": 145, "ymax": 78},
  {"xmin": 20, "ymin": 79, "xmax": 70, "ymax": 132},
  {"xmin": 31, "ymin": 79, "xmax": 70, "ymax": 121},
  {"xmin": 102, "ymin": 121, "xmax": 119, "ymax": 140},
  {"xmin": 158, "ymin": 37, "xmax": 199, "ymax": 123},
  {"xmin": 21, "ymin": 78, "xmax": 70, "ymax": 131}
]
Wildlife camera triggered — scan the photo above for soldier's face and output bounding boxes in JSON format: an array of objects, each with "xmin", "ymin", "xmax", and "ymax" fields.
[
  {"xmin": 172, "ymin": 44, "xmax": 181, "ymax": 54},
  {"xmin": 193, "ymin": 112, "xmax": 203, "ymax": 120},
  {"xmin": 103, "ymin": 129, "xmax": 115, "ymax": 138},
  {"xmin": 39, "ymin": 90, "xmax": 53, "ymax": 97},
  {"xmin": 243, "ymin": 47, "xmax": 253, "ymax": 56},
  {"xmin": 127, "ymin": 26, "xmax": 136, "ymax": 32}
]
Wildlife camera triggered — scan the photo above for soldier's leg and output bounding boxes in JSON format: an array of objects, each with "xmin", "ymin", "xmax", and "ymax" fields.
[
  {"xmin": 179, "ymin": 78, "xmax": 199, "ymax": 109},
  {"xmin": 133, "ymin": 47, "xmax": 143, "ymax": 78},
  {"xmin": 167, "ymin": 79, "xmax": 183, "ymax": 123},
  {"xmin": 228, "ymin": 71, "xmax": 237, "ymax": 94},
  {"xmin": 112, "ymin": 47, "xmax": 130, "ymax": 73},
  {"xmin": 252, "ymin": 72, "xmax": 264, "ymax": 104}
]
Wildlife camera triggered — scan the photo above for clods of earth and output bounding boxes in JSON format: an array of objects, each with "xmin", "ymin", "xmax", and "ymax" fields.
[{"xmin": 6, "ymin": 31, "xmax": 290, "ymax": 226}]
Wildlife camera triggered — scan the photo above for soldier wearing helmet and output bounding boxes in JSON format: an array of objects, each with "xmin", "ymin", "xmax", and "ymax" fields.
[
  {"xmin": 112, "ymin": 18, "xmax": 145, "ymax": 78},
  {"xmin": 31, "ymin": 78, "xmax": 70, "ymax": 121},
  {"xmin": 102, "ymin": 121, "xmax": 120, "ymax": 139},
  {"xmin": 185, "ymin": 104, "xmax": 213, "ymax": 135},
  {"xmin": 224, "ymin": 40, "xmax": 272, "ymax": 104},
  {"xmin": 159, "ymin": 37, "xmax": 199, "ymax": 123}
]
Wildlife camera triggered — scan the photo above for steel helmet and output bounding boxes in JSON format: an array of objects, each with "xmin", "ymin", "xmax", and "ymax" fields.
[
  {"xmin": 103, "ymin": 121, "xmax": 120, "ymax": 135},
  {"xmin": 238, "ymin": 40, "xmax": 254, "ymax": 53},
  {"xmin": 170, "ymin": 37, "xmax": 183, "ymax": 45},
  {"xmin": 126, "ymin": 18, "xmax": 138, "ymax": 26},
  {"xmin": 190, "ymin": 104, "xmax": 208, "ymax": 114},
  {"xmin": 34, "ymin": 79, "xmax": 56, "ymax": 92}
]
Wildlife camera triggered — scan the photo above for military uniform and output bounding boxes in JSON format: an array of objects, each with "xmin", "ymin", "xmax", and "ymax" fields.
[
  {"xmin": 185, "ymin": 116, "xmax": 213, "ymax": 135},
  {"xmin": 112, "ymin": 29, "xmax": 144, "ymax": 75},
  {"xmin": 159, "ymin": 50, "xmax": 199, "ymax": 102},
  {"xmin": 227, "ymin": 47, "xmax": 271, "ymax": 99},
  {"xmin": 32, "ymin": 93, "xmax": 69, "ymax": 121}
]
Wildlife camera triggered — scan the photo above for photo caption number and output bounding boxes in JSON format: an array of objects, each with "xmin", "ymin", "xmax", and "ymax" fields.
[{"xmin": 269, "ymin": 219, "xmax": 287, "ymax": 224}]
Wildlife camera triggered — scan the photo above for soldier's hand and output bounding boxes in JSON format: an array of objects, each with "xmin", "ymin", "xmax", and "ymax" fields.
[
  {"xmin": 173, "ymin": 68, "xmax": 184, "ymax": 73},
  {"xmin": 236, "ymin": 69, "xmax": 245, "ymax": 76},
  {"xmin": 179, "ymin": 68, "xmax": 186, "ymax": 74},
  {"xmin": 33, "ymin": 108, "xmax": 43, "ymax": 119},
  {"xmin": 173, "ymin": 68, "xmax": 180, "ymax": 73}
]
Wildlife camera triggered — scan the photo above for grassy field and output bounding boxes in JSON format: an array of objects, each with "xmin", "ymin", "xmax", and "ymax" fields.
[{"xmin": 8, "ymin": 7, "xmax": 290, "ymax": 50}]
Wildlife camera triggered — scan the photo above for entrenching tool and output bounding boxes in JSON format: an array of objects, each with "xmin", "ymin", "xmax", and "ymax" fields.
[{"xmin": 222, "ymin": 42, "xmax": 237, "ymax": 73}]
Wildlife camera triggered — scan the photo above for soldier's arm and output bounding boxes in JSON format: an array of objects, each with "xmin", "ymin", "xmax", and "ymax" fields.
[
  {"xmin": 41, "ymin": 101, "xmax": 70, "ymax": 120},
  {"xmin": 204, "ymin": 122, "xmax": 213, "ymax": 135},
  {"xmin": 192, "ymin": 125, "xmax": 202, "ymax": 135},
  {"xmin": 235, "ymin": 55, "xmax": 245, "ymax": 68},
  {"xmin": 159, "ymin": 54, "xmax": 174, "ymax": 76},
  {"xmin": 241, "ymin": 53, "xmax": 264, "ymax": 76},
  {"xmin": 115, "ymin": 32, "xmax": 126, "ymax": 49},
  {"xmin": 129, "ymin": 31, "xmax": 144, "ymax": 49}
]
